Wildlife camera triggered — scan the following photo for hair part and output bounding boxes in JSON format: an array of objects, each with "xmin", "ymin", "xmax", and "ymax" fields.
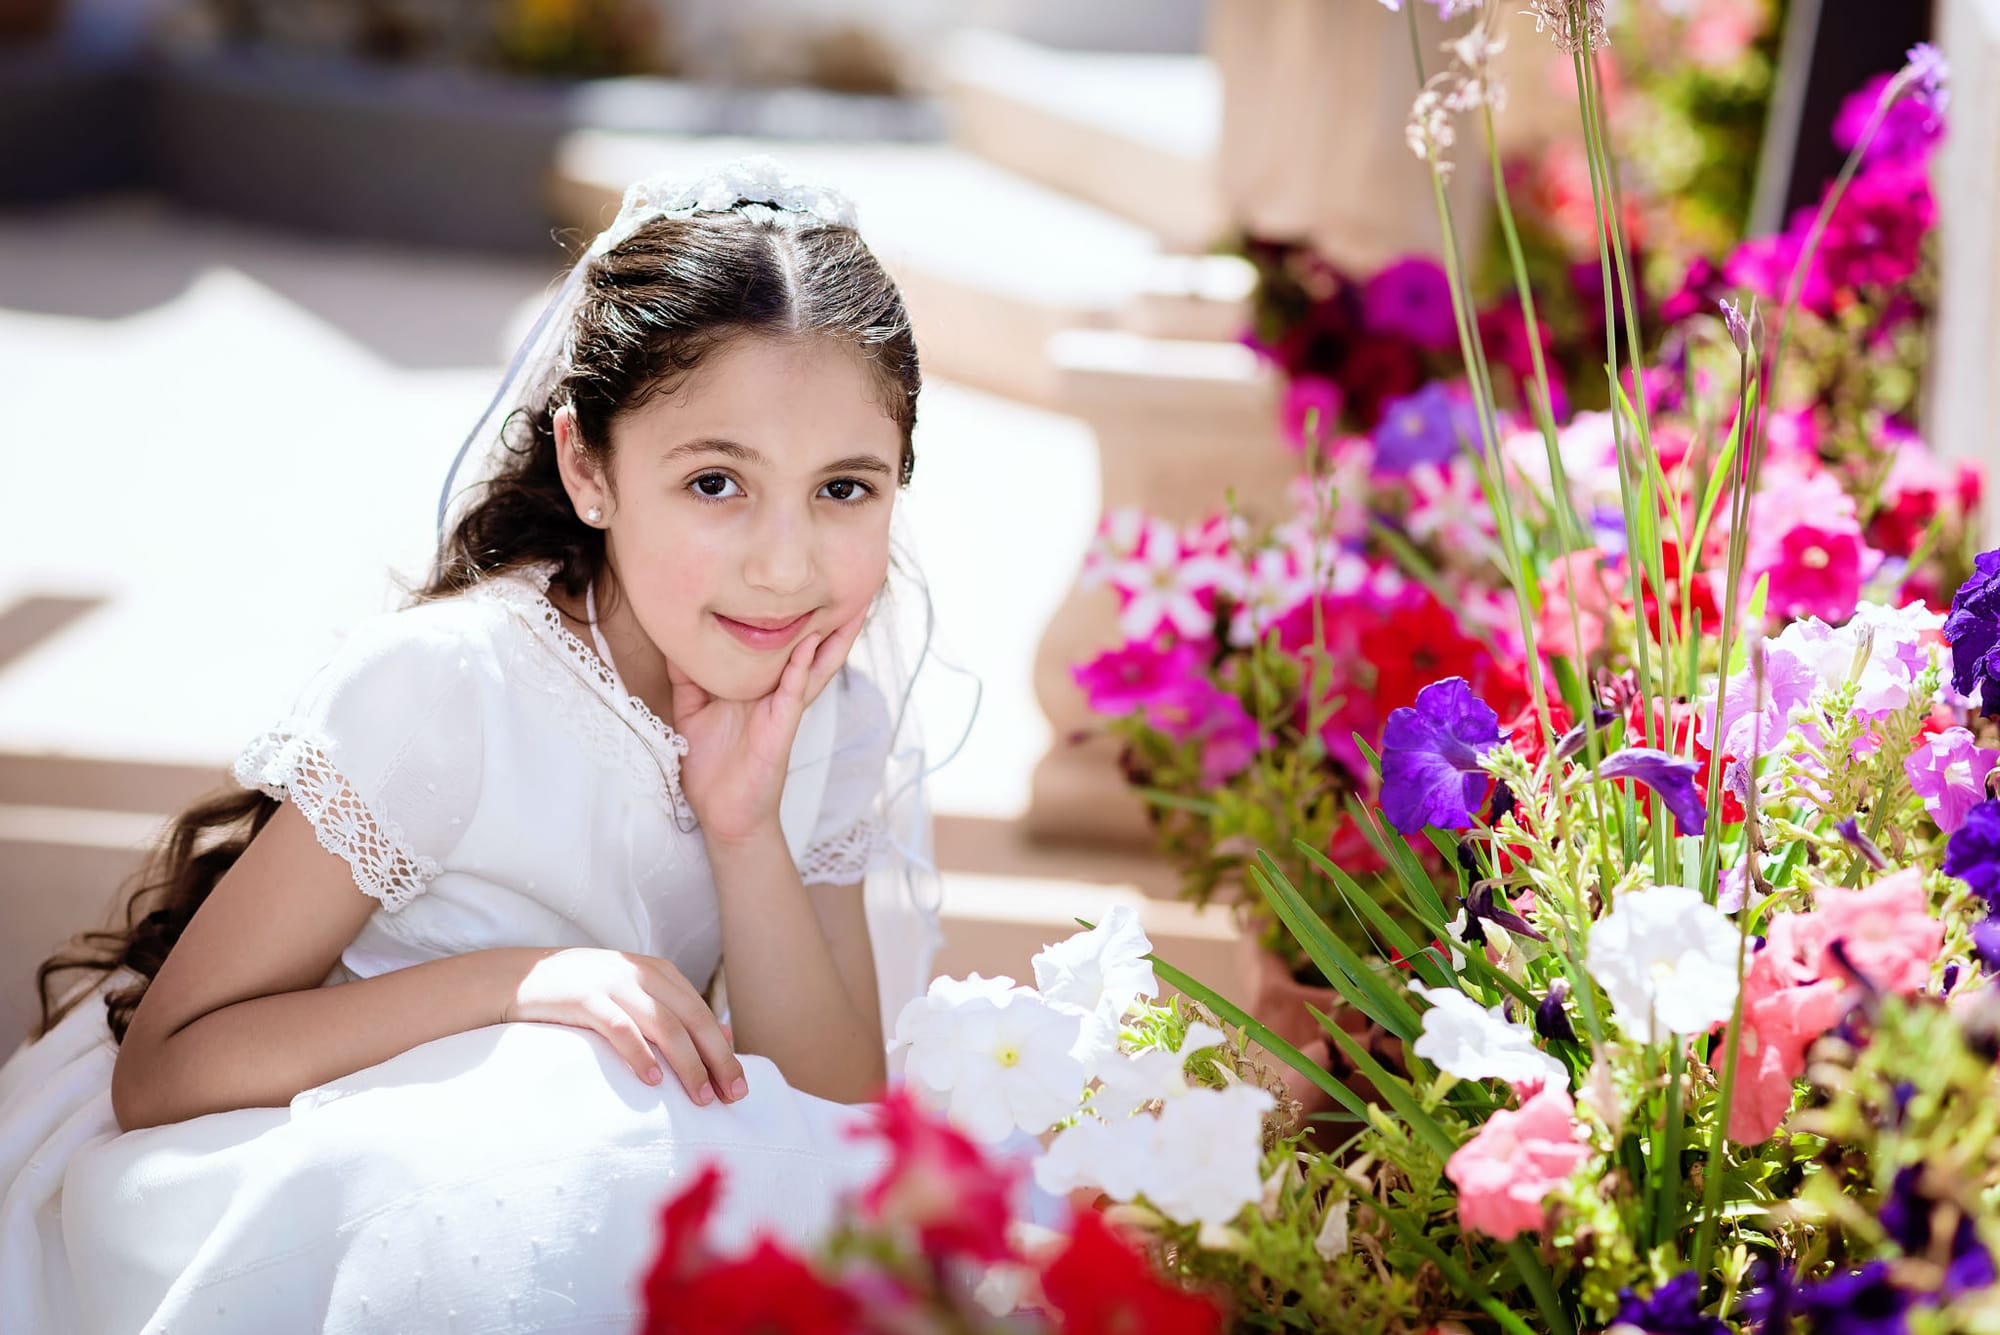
[{"xmin": 31, "ymin": 205, "xmax": 922, "ymax": 1044}]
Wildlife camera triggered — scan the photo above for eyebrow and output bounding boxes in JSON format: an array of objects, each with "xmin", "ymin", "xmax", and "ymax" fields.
[{"xmin": 663, "ymin": 436, "xmax": 896, "ymax": 477}]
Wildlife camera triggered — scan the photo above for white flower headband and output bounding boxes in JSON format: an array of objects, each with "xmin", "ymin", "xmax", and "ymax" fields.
[{"xmin": 588, "ymin": 154, "xmax": 860, "ymax": 256}]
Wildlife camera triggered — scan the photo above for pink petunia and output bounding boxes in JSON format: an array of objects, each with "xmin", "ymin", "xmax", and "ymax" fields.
[
  {"xmin": 1809, "ymin": 869, "xmax": 1944, "ymax": 996},
  {"xmin": 1281, "ymin": 375, "xmax": 1345, "ymax": 452},
  {"xmin": 1904, "ymin": 727, "xmax": 2000, "ymax": 834},
  {"xmin": 1446, "ymin": 1086, "xmax": 1592, "ymax": 1241},
  {"xmin": 1538, "ymin": 547, "xmax": 1618, "ymax": 662},
  {"xmin": 1725, "ymin": 944, "xmax": 1851, "ymax": 1144},
  {"xmin": 1142, "ymin": 679, "xmax": 1265, "ymax": 789},
  {"xmin": 1741, "ymin": 467, "xmax": 1878, "ymax": 623}
]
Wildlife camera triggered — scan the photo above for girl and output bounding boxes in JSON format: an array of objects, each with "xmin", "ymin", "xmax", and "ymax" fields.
[{"xmin": 0, "ymin": 157, "xmax": 952, "ymax": 1333}]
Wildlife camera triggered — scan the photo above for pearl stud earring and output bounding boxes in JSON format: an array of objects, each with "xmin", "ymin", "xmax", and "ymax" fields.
[{"xmin": 586, "ymin": 507, "xmax": 603, "ymax": 524}]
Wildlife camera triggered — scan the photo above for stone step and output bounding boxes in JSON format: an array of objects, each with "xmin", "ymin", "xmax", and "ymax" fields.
[
  {"xmin": 938, "ymin": 29, "xmax": 1225, "ymax": 255},
  {"xmin": 550, "ymin": 131, "xmax": 1172, "ymax": 408},
  {"xmin": 1023, "ymin": 327, "xmax": 1293, "ymax": 848}
]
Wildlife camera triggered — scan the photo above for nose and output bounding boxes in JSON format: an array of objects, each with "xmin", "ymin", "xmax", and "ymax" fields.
[{"xmin": 742, "ymin": 503, "xmax": 815, "ymax": 597}]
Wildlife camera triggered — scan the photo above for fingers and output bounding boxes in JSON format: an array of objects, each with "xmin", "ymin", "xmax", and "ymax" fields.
[
  {"xmin": 616, "ymin": 988, "xmax": 719, "ymax": 1104},
  {"xmin": 581, "ymin": 996, "xmax": 669, "ymax": 1090},
  {"xmin": 804, "ymin": 612, "xmax": 867, "ymax": 701},
  {"xmin": 626, "ymin": 982, "xmax": 749, "ymax": 1106}
]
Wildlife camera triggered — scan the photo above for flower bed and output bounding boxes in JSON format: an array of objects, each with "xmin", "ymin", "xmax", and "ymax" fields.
[{"xmin": 633, "ymin": 7, "xmax": 1998, "ymax": 1334}]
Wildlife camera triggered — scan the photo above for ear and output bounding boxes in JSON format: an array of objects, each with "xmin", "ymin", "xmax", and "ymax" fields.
[{"xmin": 553, "ymin": 404, "xmax": 612, "ymax": 525}]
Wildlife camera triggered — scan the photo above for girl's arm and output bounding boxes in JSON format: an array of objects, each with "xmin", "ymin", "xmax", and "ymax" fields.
[
  {"xmin": 704, "ymin": 831, "xmax": 886, "ymax": 1104},
  {"xmin": 111, "ymin": 801, "xmax": 742, "ymax": 1130}
]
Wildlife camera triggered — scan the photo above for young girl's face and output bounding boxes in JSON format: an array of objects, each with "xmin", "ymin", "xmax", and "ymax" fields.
[{"xmin": 593, "ymin": 334, "xmax": 901, "ymax": 702}]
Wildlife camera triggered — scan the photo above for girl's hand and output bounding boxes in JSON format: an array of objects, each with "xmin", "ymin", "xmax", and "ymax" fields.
[
  {"xmin": 667, "ymin": 611, "xmax": 868, "ymax": 847},
  {"xmin": 501, "ymin": 947, "xmax": 747, "ymax": 1105}
]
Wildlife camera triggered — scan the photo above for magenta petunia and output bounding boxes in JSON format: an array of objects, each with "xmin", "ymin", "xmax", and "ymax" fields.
[
  {"xmin": 1379, "ymin": 677, "xmax": 1505, "ymax": 834},
  {"xmin": 1833, "ymin": 72, "xmax": 1945, "ymax": 166},
  {"xmin": 1361, "ymin": 256, "xmax": 1457, "ymax": 351},
  {"xmin": 1904, "ymin": 727, "xmax": 2000, "ymax": 834},
  {"xmin": 1142, "ymin": 678, "xmax": 1265, "ymax": 790},
  {"xmin": 1072, "ymin": 640, "xmax": 1204, "ymax": 717}
]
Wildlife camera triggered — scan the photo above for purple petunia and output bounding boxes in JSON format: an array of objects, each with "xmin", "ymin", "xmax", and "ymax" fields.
[
  {"xmin": 1945, "ymin": 799, "xmax": 2000, "ymax": 911},
  {"xmin": 1904, "ymin": 727, "xmax": 2000, "ymax": 834},
  {"xmin": 1378, "ymin": 677, "xmax": 1505, "ymax": 834},
  {"xmin": 1370, "ymin": 382, "xmax": 1480, "ymax": 474},
  {"xmin": 1595, "ymin": 747, "xmax": 1710, "ymax": 837},
  {"xmin": 1613, "ymin": 1273, "xmax": 1727, "ymax": 1335},
  {"xmin": 1944, "ymin": 550, "xmax": 2000, "ymax": 715},
  {"xmin": 1361, "ymin": 256, "xmax": 1458, "ymax": 351},
  {"xmin": 1880, "ymin": 1164, "xmax": 1998, "ymax": 1298}
]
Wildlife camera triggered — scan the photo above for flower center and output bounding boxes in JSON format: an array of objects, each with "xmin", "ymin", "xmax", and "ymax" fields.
[
  {"xmin": 995, "ymin": 1044, "xmax": 1020, "ymax": 1069},
  {"xmin": 1802, "ymin": 545, "xmax": 1830, "ymax": 569}
]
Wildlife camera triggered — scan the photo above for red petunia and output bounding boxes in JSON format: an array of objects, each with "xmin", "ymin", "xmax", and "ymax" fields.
[
  {"xmin": 845, "ymin": 1085, "xmax": 1021, "ymax": 1264},
  {"xmin": 1040, "ymin": 1210, "xmax": 1224, "ymax": 1335},
  {"xmin": 648, "ymin": 1238, "xmax": 863, "ymax": 1335}
]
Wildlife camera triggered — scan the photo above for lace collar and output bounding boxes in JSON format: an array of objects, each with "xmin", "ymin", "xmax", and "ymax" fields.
[{"xmin": 470, "ymin": 561, "xmax": 694, "ymax": 813}]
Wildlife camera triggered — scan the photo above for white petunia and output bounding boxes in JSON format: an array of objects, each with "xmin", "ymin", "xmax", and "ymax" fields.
[
  {"xmin": 1586, "ymin": 885, "xmax": 1744, "ymax": 1043},
  {"xmin": 1033, "ymin": 1113, "xmax": 1155, "ymax": 1201},
  {"xmin": 892, "ymin": 972, "xmax": 1028, "ymax": 1093},
  {"xmin": 1033, "ymin": 903, "xmax": 1160, "ymax": 1021},
  {"xmin": 1410, "ymin": 982, "xmax": 1568, "ymax": 1091},
  {"xmin": 1143, "ymin": 1084, "xmax": 1277, "ymax": 1227},
  {"xmin": 1093, "ymin": 1021, "xmax": 1231, "ymax": 1117},
  {"xmin": 894, "ymin": 973, "xmax": 1087, "ymax": 1142}
]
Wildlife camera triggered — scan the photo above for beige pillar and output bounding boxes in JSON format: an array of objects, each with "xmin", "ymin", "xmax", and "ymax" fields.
[{"xmin": 1931, "ymin": 0, "xmax": 2000, "ymax": 545}]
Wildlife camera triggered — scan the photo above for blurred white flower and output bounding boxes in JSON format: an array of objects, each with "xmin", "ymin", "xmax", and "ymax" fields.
[
  {"xmin": 1034, "ymin": 1113, "xmax": 1154, "ymax": 1201},
  {"xmin": 1314, "ymin": 1197, "xmax": 1351, "ymax": 1261},
  {"xmin": 1143, "ymin": 1084, "xmax": 1277, "ymax": 1227},
  {"xmin": 1410, "ymin": 982, "xmax": 1568, "ymax": 1091},
  {"xmin": 1035, "ymin": 1080, "xmax": 1273, "ymax": 1229},
  {"xmin": 1586, "ymin": 885, "xmax": 1743, "ymax": 1043}
]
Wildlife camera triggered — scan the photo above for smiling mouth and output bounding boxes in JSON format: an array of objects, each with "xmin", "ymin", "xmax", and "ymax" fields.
[
  {"xmin": 718, "ymin": 611, "xmax": 813, "ymax": 633},
  {"xmin": 716, "ymin": 611, "xmax": 816, "ymax": 647}
]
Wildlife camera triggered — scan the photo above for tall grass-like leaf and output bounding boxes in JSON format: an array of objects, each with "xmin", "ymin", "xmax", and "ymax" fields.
[
  {"xmin": 1311, "ymin": 1004, "xmax": 1452, "ymax": 1159},
  {"xmin": 1252, "ymin": 858, "xmax": 1422, "ymax": 1041},
  {"xmin": 1383, "ymin": 1219, "xmax": 1548, "ymax": 1335},
  {"xmin": 1342, "ymin": 788, "xmax": 1451, "ymax": 923},
  {"xmin": 1291, "ymin": 838, "xmax": 1454, "ymax": 987},
  {"xmin": 1147, "ymin": 954, "xmax": 1376, "ymax": 1124}
]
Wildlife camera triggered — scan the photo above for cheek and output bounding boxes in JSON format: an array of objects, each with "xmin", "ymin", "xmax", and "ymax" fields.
[{"xmin": 825, "ymin": 527, "xmax": 893, "ymax": 613}]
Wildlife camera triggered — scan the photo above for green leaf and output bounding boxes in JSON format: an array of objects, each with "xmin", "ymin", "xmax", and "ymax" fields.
[
  {"xmin": 1381, "ymin": 1216, "xmax": 1544, "ymax": 1335},
  {"xmin": 1291, "ymin": 839, "xmax": 1452, "ymax": 986},
  {"xmin": 1727, "ymin": 574, "xmax": 1769, "ymax": 673},
  {"xmin": 1688, "ymin": 414, "xmax": 1743, "ymax": 558},
  {"xmin": 1312, "ymin": 1004, "xmax": 1455, "ymax": 1160},
  {"xmin": 1342, "ymin": 793, "xmax": 1450, "ymax": 922},
  {"xmin": 1251, "ymin": 857, "xmax": 1422, "ymax": 1041},
  {"xmin": 1147, "ymin": 954, "xmax": 1376, "ymax": 1123}
]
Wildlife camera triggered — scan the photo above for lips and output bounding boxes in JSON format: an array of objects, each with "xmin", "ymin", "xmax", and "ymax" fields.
[{"xmin": 714, "ymin": 609, "xmax": 814, "ymax": 651}]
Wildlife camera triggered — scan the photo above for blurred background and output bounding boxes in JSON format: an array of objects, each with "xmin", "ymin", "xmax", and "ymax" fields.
[{"xmin": 0, "ymin": 0, "xmax": 1988, "ymax": 1044}]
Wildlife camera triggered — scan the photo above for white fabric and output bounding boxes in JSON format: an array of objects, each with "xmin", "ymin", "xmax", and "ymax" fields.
[{"xmin": 0, "ymin": 561, "xmax": 910, "ymax": 1334}]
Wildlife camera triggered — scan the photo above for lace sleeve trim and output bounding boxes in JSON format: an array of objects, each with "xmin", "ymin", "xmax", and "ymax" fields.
[
  {"xmin": 797, "ymin": 815, "xmax": 888, "ymax": 887},
  {"xmin": 232, "ymin": 723, "xmax": 444, "ymax": 913}
]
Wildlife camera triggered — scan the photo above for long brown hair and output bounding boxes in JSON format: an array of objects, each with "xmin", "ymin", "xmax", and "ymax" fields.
[{"xmin": 32, "ymin": 206, "xmax": 922, "ymax": 1044}]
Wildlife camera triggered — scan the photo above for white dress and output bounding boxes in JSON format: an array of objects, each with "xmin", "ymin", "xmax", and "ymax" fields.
[{"xmin": 0, "ymin": 560, "xmax": 911, "ymax": 1334}]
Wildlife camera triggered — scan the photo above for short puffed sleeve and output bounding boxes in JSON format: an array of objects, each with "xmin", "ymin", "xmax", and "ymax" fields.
[
  {"xmin": 796, "ymin": 668, "xmax": 896, "ymax": 887},
  {"xmin": 230, "ymin": 607, "xmax": 485, "ymax": 913}
]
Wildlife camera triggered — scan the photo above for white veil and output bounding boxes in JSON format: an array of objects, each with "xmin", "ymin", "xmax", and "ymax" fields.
[{"xmin": 431, "ymin": 156, "xmax": 978, "ymax": 1048}]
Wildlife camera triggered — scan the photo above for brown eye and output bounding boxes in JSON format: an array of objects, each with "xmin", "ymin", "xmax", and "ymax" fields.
[
  {"xmin": 820, "ymin": 479, "xmax": 873, "ymax": 503},
  {"xmin": 691, "ymin": 474, "xmax": 740, "ymax": 501}
]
